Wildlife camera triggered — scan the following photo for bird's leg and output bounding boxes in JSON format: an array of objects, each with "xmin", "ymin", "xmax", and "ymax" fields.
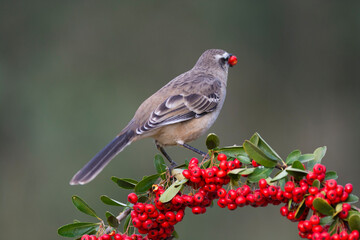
[
  {"xmin": 155, "ymin": 141, "xmax": 177, "ymax": 170},
  {"xmin": 180, "ymin": 143, "xmax": 208, "ymax": 158}
]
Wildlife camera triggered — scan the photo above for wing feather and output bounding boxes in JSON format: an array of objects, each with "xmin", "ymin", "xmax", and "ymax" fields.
[{"xmin": 136, "ymin": 78, "xmax": 222, "ymax": 135}]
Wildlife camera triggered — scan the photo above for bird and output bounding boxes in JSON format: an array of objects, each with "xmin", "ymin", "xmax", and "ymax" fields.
[{"xmin": 70, "ymin": 49, "xmax": 237, "ymax": 185}]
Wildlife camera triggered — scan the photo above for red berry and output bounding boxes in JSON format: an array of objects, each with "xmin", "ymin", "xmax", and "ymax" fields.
[
  {"xmin": 228, "ymin": 55, "xmax": 238, "ymax": 66},
  {"xmin": 217, "ymin": 198, "xmax": 227, "ymax": 208},
  {"xmin": 339, "ymin": 210, "xmax": 349, "ymax": 219},
  {"xmin": 345, "ymin": 183, "xmax": 353, "ymax": 194},
  {"xmin": 227, "ymin": 161, "xmax": 236, "ymax": 170},
  {"xmin": 217, "ymin": 170, "xmax": 227, "ymax": 178},
  {"xmin": 327, "ymin": 190, "xmax": 337, "ymax": 201},
  {"xmin": 114, "ymin": 234, "xmax": 123, "ymax": 240},
  {"xmin": 309, "ymin": 187, "xmax": 319, "ymax": 195},
  {"xmin": 194, "ymin": 192, "xmax": 204, "ymax": 203},
  {"xmin": 339, "ymin": 230, "xmax": 349, "ymax": 240},
  {"xmin": 165, "ymin": 211, "xmax": 176, "ymax": 222},
  {"xmin": 235, "ymin": 196, "xmax": 246, "ymax": 207},
  {"xmin": 175, "ymin": 210, "xmax": 184, "ymax": 222},
  {"xmin": 145, "ymin": 204, "xmax": 156, "ymax": 214},
  {"xmin": 326, "ymin": 179, "xmax": 338, "ymax": 190},
  {"xmin": 191, "ymin": 167, "xmax": 202, "ymax": 177},
  {"xmin": 313, "ymin": 164, "xmax": 326, "ymax": 174},
  {"xmin": 192, "ymin": 206, "xmax": 202, "ymax": 214},
  {"xmin": 259, "ymin": 179, "xmax": 268, "ymax": 189},
  {"xmin": 233, "ymin": 159, "xmax": 241, "ymax": 168},
  {"xmin": 320, "ymin": 232, "xmax": 330, "ymax": 240},
  {"xmin": 81, "ymin": 235, "xmax": 90, "ymax": 240},
  {"xmin": 134, "ymin": 203, "xmax": 145, "ymax": 213},
  {"xmin": 312, "ymin": 225, "xmax": 323, "ymax": 233},
  {"xmin": 284, "ymin": 181, "xmax": 295, "ymax": 193},
  {"xmin": 341, "ymin": 192, "xmax": 349, "ymax": 202},
  {"xmin": 280, "ymin": 206, "xmax": 289, "ymax": 216},
  {"xmin": 310, "ymin": 215, "xmax": 320, "ymax": 225},
  {"xmin": 219, "ymin": 160, "xmax": 228, "ymax": 170},
  {"xmin": 142, "ymin": 219, "xmax": 153, "ymax": 229},
  {"xmin": 205, "ymin": 168, "xmax": 215, "ymax": 178},
  {"xmin": 332, "ymin": 234, "xmax": 340, "ymax": 240},
  {"xmin": 132, "ymin": 218, "xmax": 142, "ymax": 228},
  {"xmin": 138, "ymin": 212, "xmax": 148, "ymax": 221},
  {"xmin": 217, "ymin": 153, "xmax": 227, "ymax": 161},
  {"xmin": 127, "ymin": 193, "xmax": 138, "ymax": 204},
  {"xmin": 182, "ymin": 169, "xmax": 191, "ymax": 179},
  {"xmin": 252, "ymin": 160, "xmax": 260, "ymax": 167},
  {"xmin": 228, "ymin": 189, "xmax": 237, "ymax": 200},
  {"xmin": 217, "ymin": 188, "xmax": 227, "ymax": 198},
  {"xmin": 240, "ymin": 185, "xmax": 251, "ymax": 196},
  {"xmin": 343, "ymin": 203, "xmax": 352, "ymax": 211},
  {"xmin": 227, "ymin": 203, "xmax": 237, "ymax": 210}
]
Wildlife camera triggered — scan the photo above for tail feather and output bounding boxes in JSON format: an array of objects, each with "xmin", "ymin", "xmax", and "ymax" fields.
[{"xmin": 70, "ymin": 130, "xmax": 135, "ymax": 185}]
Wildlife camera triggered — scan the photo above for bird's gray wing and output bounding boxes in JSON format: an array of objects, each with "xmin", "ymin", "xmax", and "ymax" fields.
[{"xmin": 135, "ymin": 80, "xmax": 222, "ymax": 135}]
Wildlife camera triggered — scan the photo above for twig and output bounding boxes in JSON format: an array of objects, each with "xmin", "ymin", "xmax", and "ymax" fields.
[{"xmin": 105, "ymin": 208, "xmax": 131, "ymax": 233}]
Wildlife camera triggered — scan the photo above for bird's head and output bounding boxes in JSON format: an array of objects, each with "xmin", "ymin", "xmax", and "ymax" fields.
[{"xmin": 194, "ymin": 49, "xmax": 237, "ymax": 78}]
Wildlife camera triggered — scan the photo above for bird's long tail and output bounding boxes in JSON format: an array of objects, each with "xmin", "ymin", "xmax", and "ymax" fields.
[{"xmin": 70, "ymin": 130, "xmax": 135, "ymax": 185}]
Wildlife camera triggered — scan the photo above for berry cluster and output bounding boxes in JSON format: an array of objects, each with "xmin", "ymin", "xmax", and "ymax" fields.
[
  {"xmin": 278, "ymin": 164, "xmax": 358, "ymax": 240},
  {"xmin": 76, "ymin": 153, "xmax": 359, "ymax": 240},
  {"xmin": 81, "ymin": 232, "xmax": 137, "ymax": 240}
]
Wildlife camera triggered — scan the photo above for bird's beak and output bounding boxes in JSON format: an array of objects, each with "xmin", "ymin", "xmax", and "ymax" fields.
[{"xmin": 228, "ymin": 54, "xmax": 238, "ymax": 67}]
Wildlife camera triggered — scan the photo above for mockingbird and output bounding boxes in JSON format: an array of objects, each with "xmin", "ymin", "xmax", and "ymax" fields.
[{"xmin": 70, "ymin": 49, "xmax": 237, "ymax": 185}]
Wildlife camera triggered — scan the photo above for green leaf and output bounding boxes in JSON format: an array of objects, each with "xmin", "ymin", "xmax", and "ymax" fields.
[
  {"xmin": 111, "ymin": 177, "xmax": 138, "ymax": 189},
  {"xmin": 100, "ymin": 195, "xmax": 127, "ymax": 207},
  {"xmin": 255, "ymin": 133, "xmax": 283, "ymax": 162},
  {"xmin": 249, "ymin": 133, "xmax": 259, "ymax": 145},
  {"xmin": 346, "ymin": 211, "xmax": 360, "ymax": 221},
  {"xmin": 312, "ymin": 179, "xmax": 321, "ymax": 188},
  {"xmin": 324, "ymin": 171, "xmax": 338, "ymax": 181},
  {"xmin": 237, "ymin": 155, "xmax": 251, "ymax": 165},
  {"xmin": 227, "ymin": 168, "xmax": 247, "ymax": 175},
  {"xmin": 247, "ymin": 167, "xmax": 273, "ymax": 183},
  {"xmin": 218, "ymin": 146, "xmax": 246, "ymax": 158},
  {"xmin": 344, "ymin": 194, "xmax": 359, "ymax": 204},
  {"xmin": 105, "ymin": 211, "xmax": 119, "ymax": 228},
  {"xmin": 172, "ymin": 230, "xmax": 179, "ymax": 239},
  {"xmin": 270, "ymin": 169, "xmax": 288, "ymax": 182},
  {"xmin": 286, "ymin": 161, "xmax": 308, "ymax": 180},
  {"xmin": 138, "ymin": 196, "xmax": 148, "ymax": 203},
  {"xmin": 227, "ymin": 167, "xmax": 256, "ymax": 176},
  {"xmin": 159, "ymin": 179, "xmax": 188, "ymax": 203},
  {"xmin": 206, "ymin": 133, "xmax": 220, "ymax": 150},
  {"xmin": 135, "ymin": 174, "xmax": 160, "ymax": 195},
  {"xmin": 328, "ymin": 218, "xmax": 339, "ymax": 236},
  {"xmin": 123, "ymin": 213, "xmax": 131, "ymax": 233},
  {"xmin": 58, "ymin": 222, "xmax": 100, "ymax": 237},
  {"xmin": 279, "ymin": 177, "xmax": 286, "ymax": 191},
  {"xmin": 154, "ymin": 154, "xmax": 167, "ymax": 179},
  {"xmin": 349, "ymin": 214, "xmax": 360, "ymax": 232},
  {"xmin": 72, "ymin": 196, "xmax": 98, "ymax": 218},
  {"xmin": 292, "ymin": 160, "xmax": 305, "ymax": 170},
  {"xmin": 298, "ymin": 154, "xmax": 315, "ymax": 163},
  {"xmin": 314, "ymin": 146, "xmax": 327, "ymax": 162},
  {"xmin": 313, "ymin": 198, "xmax": 335, "ymax": 216},
  {"xmin": 319, "ymin": 216, "xmax": 334, "ymax": 225},
  {"xmin": 243, "ymin": 140, "xmax": 278, "ymax": 168},
  {"xmin": 295, "ymin": 199, "xmax": 306, "ymax": 219},
  {"xmin": 308, "ymin": 146, "xmax": 327, "ymax": 169},
  {"xmin": 286, "ymin": 150, "xmax": 301, "ymax": 165},
  {"xmin": 240, "ymin": 168, "xmax": 256, "ymax": 175}
]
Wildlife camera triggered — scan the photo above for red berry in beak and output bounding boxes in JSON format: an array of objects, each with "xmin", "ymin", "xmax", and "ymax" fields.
[{"xmin": 228, "ymin": 55, "xmax": 237, "ymax": 66}]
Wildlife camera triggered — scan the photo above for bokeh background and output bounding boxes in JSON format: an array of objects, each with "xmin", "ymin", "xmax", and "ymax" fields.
[{"xmin": 1, "ymin": 1, "xmax": 359, "ymax": 239}]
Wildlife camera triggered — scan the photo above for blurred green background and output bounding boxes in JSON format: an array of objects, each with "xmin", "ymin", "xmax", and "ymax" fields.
[{"xmin": 1, "ymin": 1, "xmax": 359, "ymax": 239}]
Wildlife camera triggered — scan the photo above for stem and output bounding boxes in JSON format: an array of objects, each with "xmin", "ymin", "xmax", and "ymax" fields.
[{"xmin": 105, "ymin": 208, "xmax": 131, "ymax": 234}]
